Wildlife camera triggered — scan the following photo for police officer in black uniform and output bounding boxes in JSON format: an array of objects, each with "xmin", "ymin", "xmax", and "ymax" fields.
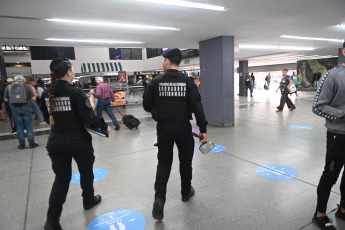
[
  {"xmin": 40, "ymin": 57, "xmax": 111, "ymax": 230},
  {"xmin": 143, "ymin": 48, "xmax": 208, "ymax": 221}
]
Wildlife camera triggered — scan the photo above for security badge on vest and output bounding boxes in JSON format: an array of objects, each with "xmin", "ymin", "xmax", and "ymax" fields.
[
  {"xmin": 45, "ymin": 97, "xmax": 72, "ymax": 112},
  {"xmin": 159, "ymin": 82, "xmax": 186, "ymax": 97}
]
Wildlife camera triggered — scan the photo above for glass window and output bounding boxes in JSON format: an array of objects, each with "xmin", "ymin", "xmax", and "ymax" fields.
[
  {"xmin": 109, "ymin": 48, "xmax": 121, "ymax": 60},
  {"xmin": 109, "ymin": 48, "xmax": 142, "ymax": 60},
  {"xmin": 120, "ymin": 48, "xmax": 131, "ymax": 60},
  {"xmin": 146, "ymin": 48, "xmax": 163, "ymax": 59},
  {"xmin": 131, "ymin": 48, "xmax": 142, "ymax": 60}
]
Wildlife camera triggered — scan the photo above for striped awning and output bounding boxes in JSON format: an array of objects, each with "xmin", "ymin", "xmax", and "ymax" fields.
[{"xmin": 81, "ymin": 62, "xmax": 123, "ymax": 73}]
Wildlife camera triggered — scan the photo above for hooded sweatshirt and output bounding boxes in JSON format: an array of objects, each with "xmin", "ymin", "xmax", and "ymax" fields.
[{"xmin": 313, "ymin": 64, "xmax": 345, "ymax": 134}]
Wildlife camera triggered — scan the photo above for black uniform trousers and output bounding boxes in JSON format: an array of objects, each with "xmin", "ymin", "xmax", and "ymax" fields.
[
  {"xmin": 316, "ymin": 131, "xmax": 345, "ymax": 213},
  {"xmin": 155, "ymin": 122, "xmax": 195, "ymax": 202},
  {"xmin": 46, "ymin": 129, "xmax": 95, "ymax": 221}
]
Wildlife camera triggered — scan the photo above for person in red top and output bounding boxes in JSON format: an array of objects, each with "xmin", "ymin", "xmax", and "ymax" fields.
[{"xmin": 90, "ymin": 77, "xmax": 120, "ymax": 130}]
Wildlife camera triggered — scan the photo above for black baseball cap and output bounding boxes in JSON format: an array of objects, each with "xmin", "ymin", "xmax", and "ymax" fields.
[
  {"xmin": 162, "ymin": 48, "xmax": 182, "ymax": 59},
  {"xmin": 50, "ymin": 57, "xmax": 72, "ymax": 71}
]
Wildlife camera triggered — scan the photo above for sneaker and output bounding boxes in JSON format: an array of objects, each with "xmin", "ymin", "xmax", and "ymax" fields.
[
  {"xmin": 182, "ymin": 186, "xmax": 195, "ymax": 202},
  {"xmin": 152, "ymin": 198, "xmax": 165, "ymax": 221},
  {"xmin": 83, "ymin": 195, "xmax": 102, "ymax": 210},
  {"xmin": 18, "ymin": 144, "xmax": 25, "ymax": 149},
  {"xmin": 289, "ymin": 107, "xmax": 296, "ymax": 111},
  {"xmin": 12, "ymin": 132, "xmax": 17, "ymax": 136},
  {"xmin": 335, "ymin": 205, "xmax": 345, "ymax": 221},
  {"xmin": 276, "ymin": 109, "xmax": 283, "ymax": 112},
  {"xmin": 29, "ymin": 143, "xmax": 39, "ymax": 149},
  {"xmin": 39, "ymin": 121, "xmax": 47, "ymax": 125},
  {"xmin": 44, "ymin": 221, "xmax": 63, "ymax": 230},
  {"xmin": 115, "ymin": 125, "xmax": 120, "ymax": 131},
  {"xmin": 312, "ymin": 213, "xmax": 337, "ymax": 230}
]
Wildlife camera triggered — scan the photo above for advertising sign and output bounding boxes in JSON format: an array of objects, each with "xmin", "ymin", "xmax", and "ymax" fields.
[
  {"xmin": 181, "ymin": 49, "xmax": 199, "ymax": 59},
  {"xmin": 111, "ymin": 91, "xmax": 127, "ymax": 107},
  {"xmin": 118, "ymin": 71, "xmax": 127, "ymax": 83}
]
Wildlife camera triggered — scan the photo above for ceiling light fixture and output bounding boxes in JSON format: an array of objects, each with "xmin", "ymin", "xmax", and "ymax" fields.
[
  {"xmin": 253, "ymin": 54, "xmax": 291, "ymax": 60},
  {"xmin": 280, "ymin": 46, "xmax": 314, "ymax": 51},
  {"xmin": 46, "ymin": 38, "xmax": 143, "ymax": 44},
  {"xmin": 46, "ymin": 18, "xmax": 179, "ymax": 31},
  {"xmin": 240, "ymin": 44, "xmax": 314, "ymax": 51},
  {"xmin": 135, "ymin": 0, "xmax": 227, "ymax": 11},
  {"xmin": 337, "ymin": 24, "xmax": 345, "ymax": 28},
  {"xmin": 239, "ymin": 45, "xmax": 278, "ymax": 49},
  {"xmin": 281, "ymin": 35, "xmax": 344, "ymax": 43}
]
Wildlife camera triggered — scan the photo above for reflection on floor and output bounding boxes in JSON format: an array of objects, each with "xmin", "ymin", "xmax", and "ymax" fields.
[{"xmin": 0, "ymin": 90, "xmax": 344, "ymax": 230}]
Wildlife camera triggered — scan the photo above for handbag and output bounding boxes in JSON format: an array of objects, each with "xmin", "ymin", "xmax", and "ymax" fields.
[{"xmin": 289, "ymin": 83, "xmax": 297, "ymax": 94}]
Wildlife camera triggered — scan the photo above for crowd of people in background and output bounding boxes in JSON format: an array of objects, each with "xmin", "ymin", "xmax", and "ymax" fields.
[
  {"xmin": 0, "ymin": 77, "xmax": 48, "ymax": 136},
  {"xmin": 0, "ymin": 68, "xmax": 312, "ymax": 137}
]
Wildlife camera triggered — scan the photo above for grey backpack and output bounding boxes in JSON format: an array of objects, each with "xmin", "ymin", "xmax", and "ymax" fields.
[{"xmin": 9, "ymin": 82, "xmax": 27, "ymax": 106}]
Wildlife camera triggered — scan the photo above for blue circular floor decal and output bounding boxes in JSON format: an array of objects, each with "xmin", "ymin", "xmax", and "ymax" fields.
[
  {"xmin": 198, "ymin": 144, "xmax": 226, "ymax": 153},
  {"xmin": 87, "ymin": 209, "xmax": 146, "ymax": 230},
  {"xmin": 255, "ymin": 164, "xmax": 298, "ymax": 180},
  {"xmin": 289, "ymin": 125, "xmax": 313, "ymax": 130},
  {"xmin": 71, "ymin": 168, "xmax": 108, "ymax": 184}
]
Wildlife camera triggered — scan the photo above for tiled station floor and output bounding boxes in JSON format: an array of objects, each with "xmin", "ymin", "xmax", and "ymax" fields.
[{"xmin": 1, "ymin": 89, "xmax": 344, "ymax": 230}]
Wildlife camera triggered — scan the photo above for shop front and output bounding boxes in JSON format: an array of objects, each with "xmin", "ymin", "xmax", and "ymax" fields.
[{"xmin": 82, "ymin": 62, "xmax": 127, "ymax": 107}]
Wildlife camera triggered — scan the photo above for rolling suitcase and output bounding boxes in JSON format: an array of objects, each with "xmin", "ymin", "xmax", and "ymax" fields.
[{"xmin": 115, "ymin": 108, "xmax": 140, "ymax": 130}]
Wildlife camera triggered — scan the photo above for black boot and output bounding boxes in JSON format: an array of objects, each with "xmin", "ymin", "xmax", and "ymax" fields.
[
  {"xmin": 44, "ymin": 220, "xmax": 63, "ymax": 230},
  {"xmin": 83, "ymin": 195, "xmax": 102, "ymax": 210},
  {"xmin": 182, "ymin": 186, "xmax": 195, "ymax": 202},
  {"xmin": 152, "ymin": 198, "xmax": 165, "ymax": 221}
]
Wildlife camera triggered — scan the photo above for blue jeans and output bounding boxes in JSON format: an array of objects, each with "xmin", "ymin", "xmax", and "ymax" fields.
[
  {"xmin": 12, "ymin": 107, "xmax": 35, "ymax": 145},
  {"xmin": 97, "ymin": 99, "xmax": 119, "ymax": 126},
  {"xmin": 31, "ymin": 100, "xmax": 43, "ymax": 123}
]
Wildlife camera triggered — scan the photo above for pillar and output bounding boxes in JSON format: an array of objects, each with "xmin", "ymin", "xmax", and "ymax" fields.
[
  {"xmin": 199, "ymin": 36, "xmax": 234, "ymax": 127},
  {"xmin": 0, "ymin": 50, "xmax": 7, "ymax": 83},
  {"xmin": 338, "ymin": 48, "xmax": 345, "ymax": 64},
  {"xmin": 238, "ymin": 60, "xmax": 248, "ymax": 96}
]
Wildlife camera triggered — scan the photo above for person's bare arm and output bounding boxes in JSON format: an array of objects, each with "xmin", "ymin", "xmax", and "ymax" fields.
[{"xmin": 286, "ymin": 79, "xmax": 293, "ymax": 91}]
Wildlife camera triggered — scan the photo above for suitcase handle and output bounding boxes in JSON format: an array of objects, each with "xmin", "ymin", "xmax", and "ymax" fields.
[
  {"xmin": 114, "ymin": 107, "xmax": 124, "ymax": 117},
  {"xmin": 192, "ymin": 132, "xmax": 204, "ymax": 140}
]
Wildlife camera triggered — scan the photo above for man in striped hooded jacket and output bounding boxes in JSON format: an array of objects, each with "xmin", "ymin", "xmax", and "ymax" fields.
[{"xmin": 312, "ymin": 41, "xmax": 345, "ymax": 230}]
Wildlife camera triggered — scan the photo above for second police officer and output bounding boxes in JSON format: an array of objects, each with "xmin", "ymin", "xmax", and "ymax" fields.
[
  {"xmin": 143, "ymin": 48, "xmax": 208, "ymax": 221},
  {"xmin": 40, "ymin": 57, "xmax": 111, "ymax": 230}
]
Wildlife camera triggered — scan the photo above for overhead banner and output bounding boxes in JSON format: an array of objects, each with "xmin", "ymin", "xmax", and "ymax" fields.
[{"xmin": 82, "ymin": 62, "xmax": 123, "ymax": 73}]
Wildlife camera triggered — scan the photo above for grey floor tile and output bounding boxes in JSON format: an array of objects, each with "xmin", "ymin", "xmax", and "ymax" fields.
[{"xmin": 0, "ymin": 91, "xmax": 343, "ymax": 230}]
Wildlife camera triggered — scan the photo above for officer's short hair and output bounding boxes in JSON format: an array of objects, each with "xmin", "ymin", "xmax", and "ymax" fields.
[
  {"xmin": 282, "ymin": 68, "xmax": 288, "ymax": 72},
  {"xmin": 162, "ymin": 48, "xmax": 182, "ymax": 66}
]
